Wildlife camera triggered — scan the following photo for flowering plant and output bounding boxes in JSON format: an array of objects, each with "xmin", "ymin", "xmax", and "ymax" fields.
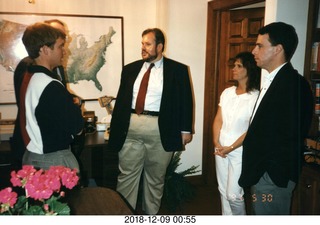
[{"xmin": 0, "ymin": 165, "xmax": 79, "ymax": 215}]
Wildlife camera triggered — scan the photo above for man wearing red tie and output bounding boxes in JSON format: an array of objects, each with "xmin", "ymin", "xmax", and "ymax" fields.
[{"xmin": 108, "ymin": 28, "xmax": 194, "ymax": 215}]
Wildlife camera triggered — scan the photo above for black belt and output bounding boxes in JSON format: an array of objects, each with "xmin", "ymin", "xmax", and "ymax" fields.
[{"xmin": 131, "ymin": 109, "xmax": 159, "ymax": 116}]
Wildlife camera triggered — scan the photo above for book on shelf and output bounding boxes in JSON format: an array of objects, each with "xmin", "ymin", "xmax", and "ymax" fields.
[
  {"xmin": 311, "ymin": 42, "xmax": 320, "ymax": 71},
  {"xmin": 315, "ymin": 83, "xmax": 320, "ymax": 114},
  {"xmin": 316, "ymin": 100, "xmax": 320, "ymax": 115}
]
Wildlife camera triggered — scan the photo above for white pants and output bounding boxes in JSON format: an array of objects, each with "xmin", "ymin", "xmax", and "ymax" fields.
[
  {"xmin": 116, "ymin": 113, "xmax": 173, "ymax": 215},
  {"xmin": 215, "ymin": 148, "xmax": 246, "ymax": 215}
]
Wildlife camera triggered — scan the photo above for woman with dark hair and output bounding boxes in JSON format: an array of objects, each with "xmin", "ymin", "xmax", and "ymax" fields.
[{"xmin": 213, "ymin": 51, "xmax": 260, "ymax": 215}]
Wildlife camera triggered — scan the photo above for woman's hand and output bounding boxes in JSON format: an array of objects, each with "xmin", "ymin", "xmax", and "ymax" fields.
[{"xmin": 214, "ymin": 145, "xmax": 234, "ymax": 158}]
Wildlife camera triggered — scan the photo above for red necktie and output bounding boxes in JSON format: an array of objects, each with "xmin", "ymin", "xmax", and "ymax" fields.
[{"xmin": 135, "ymin": 63, "xmax": 155, "ymax": 114}]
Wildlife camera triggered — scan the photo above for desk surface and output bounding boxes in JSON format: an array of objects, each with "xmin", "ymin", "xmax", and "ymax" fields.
[{"xmin": 84, "ymin": 131, "xmax": 108, "ymax": 147}]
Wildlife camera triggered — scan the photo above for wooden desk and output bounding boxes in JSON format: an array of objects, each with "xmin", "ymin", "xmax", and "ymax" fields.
[
  {"xmin": 81, "ymin": 131, "xmax": 119, "ymax": 190},
  {"xmin": 84, "ymin": 131, "xmax": 107, "ymax": 147}
]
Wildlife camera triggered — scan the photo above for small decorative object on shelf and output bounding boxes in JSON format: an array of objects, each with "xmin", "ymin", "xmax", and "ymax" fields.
[
  {"xmin": 311, "ymin": 42, "xmax": 319, "ymax": 71},
  {"xmin": 305, "ymin": 138, "xmax": 320, "ymax": 166},
  {"xmin": 0, "ymin": 165, "xmax": 79, "ymax": 215}
]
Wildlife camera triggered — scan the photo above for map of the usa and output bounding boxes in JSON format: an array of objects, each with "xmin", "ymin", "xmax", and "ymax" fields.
[{"xmin": 0, "ymin": 19, "xmax": 116, "ymax": 92}]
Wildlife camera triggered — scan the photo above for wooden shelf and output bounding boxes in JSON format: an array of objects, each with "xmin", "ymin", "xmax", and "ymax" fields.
[{"xmin": 310, "ymin": 71, "xmax": 320, "ymax": 80}]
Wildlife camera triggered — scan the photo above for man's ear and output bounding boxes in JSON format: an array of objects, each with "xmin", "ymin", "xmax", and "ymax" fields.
[
  {"xmin": 39, "ymin": 45, "xmax": 49, "ymax": 55},
  {"xmin": 275, "ymin": 44, "xmax": 283, "ymax": 55},
  {"xmin": 157, "ymin": 43, "xmax": 164, "ymax": 53}
]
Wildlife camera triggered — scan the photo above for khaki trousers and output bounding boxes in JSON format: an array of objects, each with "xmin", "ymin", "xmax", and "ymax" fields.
[{"xmin": 116, "ymin": 113, "xmax": 173, "ymax": 215}]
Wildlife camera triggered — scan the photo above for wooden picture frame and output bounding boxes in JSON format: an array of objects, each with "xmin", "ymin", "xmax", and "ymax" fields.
[{"xmin": 0, "ymin": 12, "xmax": 124, "ymax": 104}]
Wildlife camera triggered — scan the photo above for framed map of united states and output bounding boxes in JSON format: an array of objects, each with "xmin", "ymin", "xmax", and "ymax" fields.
[{"xmin": 0, "ymin": 12, "xmax": 123, "ymax": 104}]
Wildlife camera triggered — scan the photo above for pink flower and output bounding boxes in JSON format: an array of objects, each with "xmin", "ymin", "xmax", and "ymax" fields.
[
  {"xmin": 0, "ymin": 187, "xmax": 18, "ymax": 207},
  {"xmin": 10, "ymin": 165, "xmax": 39, "ymax": 188},
  {"xmin": 25, "ymin": 173, "xmax": 53, "ymax": 200},
  {"xmin": 60, "ymin": 169, "xmax": 79, "ymax": 189},
  {"xmin": 1, "ymin": 165, "xmax": 79, "ymax": 215},
  {"xmin": 43, "ymin": 203, "xmax": 49, "ymax": 211},
  {"xmin": 44, "ymin": 173, "xmax": 61, "ymax": 192},
  {"xmin": 10, "ymin": 171, "xmax": 22, "ymax": 187},
  {"xmin": 47, "ymin": 166, "xmax": 79, "ymax": 189}
]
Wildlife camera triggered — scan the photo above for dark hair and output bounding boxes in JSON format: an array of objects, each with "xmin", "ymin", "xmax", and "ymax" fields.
[
  {"xmin": 234, "ymin": 51, "xmax": 261, "ymax": 92},
  {"xmin": 258, "ymin": 22, "xmax": 298, "ymax": 61},
  {"xmin": 22, "ymin": 22, "xmax": 66, "ymax": 59},
  {"xmin": 142, "ymin": 28, "xmax": 165, "ymax": 52}
]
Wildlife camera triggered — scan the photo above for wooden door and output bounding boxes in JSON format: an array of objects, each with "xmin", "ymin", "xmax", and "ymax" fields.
[
  {"xmin": 218, "ymin": 8, "xmax": 264, "ymax": 96},
  {"xmin": 203, "ymin": 0, "xmax": 265, "ymax": 185}
]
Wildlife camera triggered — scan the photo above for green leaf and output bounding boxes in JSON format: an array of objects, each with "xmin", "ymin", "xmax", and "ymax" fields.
[
  {"xmin": 23, "ymin": 205, "xmax": 45, "ymax": 215},
  {"xmin": 163, "ymin": 152, "xmax": 201, "ymax": 212},
  {"xmin": 12, "ymin": 196, "xmax": 28, "ymax": 215},
  {"xmin": 46, "ymin": 197, "xmax": 70, "ymax": 215},
  {"xmin": 50, "ymin": 201, "xmax": 70, "ymax": 215}
]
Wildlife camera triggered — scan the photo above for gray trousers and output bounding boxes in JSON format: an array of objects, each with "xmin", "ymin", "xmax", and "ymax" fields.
[
  {"xmin": 250, "ymin": 172, "xmax": 296, "ymax": 215},
  {"xmin": 116, "ymin": 113, "xmax": 173, "ymax": 215},
  {"xmin": 22, "ymin": 147, "xmax": 80, "ymax": 172}
]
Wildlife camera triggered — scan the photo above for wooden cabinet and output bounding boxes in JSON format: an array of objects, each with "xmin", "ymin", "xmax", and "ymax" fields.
[
  {"xmin": 80, "ymin": 132, "xmax": 119, "ymax": 190},
  {"xmin": 292, "ymin": 165, "xmax": 320, "ymax": 215}
]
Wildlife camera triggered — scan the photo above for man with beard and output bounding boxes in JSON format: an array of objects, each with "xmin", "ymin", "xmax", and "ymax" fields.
[{"xmin": 108, "ymin": 28, "xmax": 194, "ymax": 215}]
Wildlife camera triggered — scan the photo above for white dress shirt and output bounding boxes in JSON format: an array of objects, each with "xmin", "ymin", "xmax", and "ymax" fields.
[
  {"xmin": 132, "ymin": 57, "xmax": 163, "ymax": 112},
  {"xmin": 250, "ymin": 63, "xmax": 286, "ymax": 122}
]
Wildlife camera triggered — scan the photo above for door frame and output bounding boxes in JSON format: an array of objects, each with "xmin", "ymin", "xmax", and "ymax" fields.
[{"xmin": 202, "ymin": 0, "xmax": 265, "ymax": 185}]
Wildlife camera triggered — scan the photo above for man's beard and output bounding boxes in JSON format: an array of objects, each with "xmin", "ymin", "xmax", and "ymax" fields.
[{"xmin": 143, "ymin": 52, "xmax": 158, "ymax": 62}]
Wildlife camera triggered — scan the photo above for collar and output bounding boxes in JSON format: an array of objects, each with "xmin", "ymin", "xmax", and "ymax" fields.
[
  {"xmin": 268, "ymin": 62, "xmax": 287, "ymax": 78},
  {"xmin": 144, "ymin": 56, "xmax": 163, "ymax": 69},
  {"xmin": 28, "ymin": 65, "xmax": 59, "ymax": 80}
]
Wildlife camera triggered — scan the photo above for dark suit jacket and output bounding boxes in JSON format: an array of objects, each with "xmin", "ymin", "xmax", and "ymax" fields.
[
  {"xmin": 108, "ymin": 57, "xmax": 193, "ymax": 152},
  {"xmin": 238, "ymin": 63, "xmax": 314, "ymax": 188}
]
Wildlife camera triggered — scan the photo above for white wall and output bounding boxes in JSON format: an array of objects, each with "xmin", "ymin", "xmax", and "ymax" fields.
[
  {"xmin": 265, "ymin": 0, "xmax": 309, "ymax": 74},
  {"xmin": 164, "ymin": 0, "xmax": 207, "ymax": 173},
  {"xmin": 0, "ymin": 0, "xmax": 208, "ymax": 173}
]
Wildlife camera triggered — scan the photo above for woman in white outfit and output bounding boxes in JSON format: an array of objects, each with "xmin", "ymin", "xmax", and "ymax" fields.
[{"xmin": 213, "ymin": 52, "xmax": 260, "ymax": 215}]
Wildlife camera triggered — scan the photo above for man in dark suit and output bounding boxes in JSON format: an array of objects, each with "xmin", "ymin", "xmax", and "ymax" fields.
[
  {"xmin": 238, "ymin": 22, "xmax": 314, "ymax": 215},
  {"xmin": 108, "ymin": 28, "xmax": 194, "ymax": 214}
]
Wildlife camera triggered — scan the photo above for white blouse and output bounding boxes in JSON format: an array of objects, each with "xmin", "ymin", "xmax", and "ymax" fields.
[{"xmin": 219, "ymin": 86, "xmax": 259, "ymax": 147}]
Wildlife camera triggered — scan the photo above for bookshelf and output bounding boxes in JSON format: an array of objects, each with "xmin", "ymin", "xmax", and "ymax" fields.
[
  {"xmin": 293, "ymin": 0, "xmax": 320, "ymax": 215},
  {"xmin": 305, "ymin": 0, "xmax": 320, "ymax": 137}
]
